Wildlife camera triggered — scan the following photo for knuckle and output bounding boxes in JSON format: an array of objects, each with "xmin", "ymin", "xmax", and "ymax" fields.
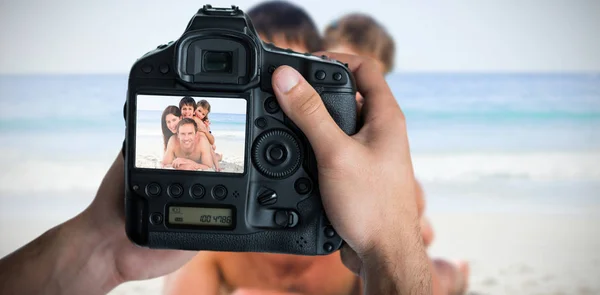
[
  {"xmin": 397, "ymin": 108, "xmax": 407, "ymax": 123},
  {"xmin": 294, "ymin": 90, "xmax": 323, "ymax": 117},
  {"xmin": 396, "ymin": 109, "xmax": 407, "ymax": 128}
]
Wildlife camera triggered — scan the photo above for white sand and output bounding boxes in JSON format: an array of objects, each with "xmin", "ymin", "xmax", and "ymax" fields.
[
  {"xmin": 135, "ymin": 135, "xmax": 245, "ymax": 173},
  {"xmin": 135, "ymin": 153, "xmax": 244, "ymax": 173},
  {"xmin": 2, "ymin": 212, "xmax": 599, "ymax": 295},
  {"xmin": 428, "ymin": 213, "xmax": 600, "ymax": 295}
]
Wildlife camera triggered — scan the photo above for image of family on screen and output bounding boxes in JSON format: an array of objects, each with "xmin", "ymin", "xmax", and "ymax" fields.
[
  {"xmin": 135, "ymin": 94, "xmax": 246, "ymax": 173},
  {"xmin": 159, "ymin": 96, "xmax": 233, "ymax": 172}
]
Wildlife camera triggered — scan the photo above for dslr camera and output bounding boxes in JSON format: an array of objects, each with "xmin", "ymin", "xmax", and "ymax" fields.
[{"xmin": 123, "ymin": 5, "xmax": 357, "ymax": 255}]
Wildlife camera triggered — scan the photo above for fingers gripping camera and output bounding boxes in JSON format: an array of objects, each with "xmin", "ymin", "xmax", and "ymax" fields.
[{"xmin": 123, "ymin": 5, "xmax": 357, "ymax": 255}]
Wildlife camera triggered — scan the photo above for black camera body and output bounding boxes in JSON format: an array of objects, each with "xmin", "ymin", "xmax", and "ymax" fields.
[{"xmin": 124, "ymin": 5, "xmax": 357, "ymax": 255}]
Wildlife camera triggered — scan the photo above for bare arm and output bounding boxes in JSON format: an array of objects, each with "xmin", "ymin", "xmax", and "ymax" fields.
[
  {"xmin": 203, "ymin": 130, "xmax": 215, "ymax": 145},
  {"xmin": 173, "ymin": 158, "xmax": 211, "ymax": 171},
  {"xmin": 0, "ymin": 153, "xmax": 196, "ymax": 295},
  {"xmin": 162, "ymin": 136, "xmax": 176, "ymax": 167},
  {"xmin": 210, "ymin": 148, "xmax": 221, "ymax": 172},
  {"xmin": 0, "ymin": 216, "xmax": 117, "ymax": 295},
  {"xmin": 359, "ymin": 231, "xmax": 430, "ymax": 295},
  {"xmin": 163, "ymin": 253, "xmax": 221, "ymax": 295},
  {"xmin": 199, "ymin": 136, "xmax": 215, "ymax": 169},
  {"xmin": 194, "ymin": 162, "xmax": 212, "ymax": 170},
  {"xmin": 194, "ymin": 118, "xmax": 215, "ymax": 145}
]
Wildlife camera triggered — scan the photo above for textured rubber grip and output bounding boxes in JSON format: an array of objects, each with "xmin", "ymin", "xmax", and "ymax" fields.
[{"xmin": 320, "ymin": 92, "xmax": 357, "ymax": 135}]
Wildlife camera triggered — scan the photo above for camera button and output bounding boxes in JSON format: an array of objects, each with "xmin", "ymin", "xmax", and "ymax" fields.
[
  {"xmin": 270, "ymin": 146, "xmax": 284, "ymax": 160},
  {"xmin": 167, "ymin": 183, "xmax": 183, "ymax": 198},
  {"xmin": 315, "ymin": 70, "xmax": 326, "ymax": 80},
  {"xmin": 323, "ymin": 242, "xmax": 334, "ymax": 253},
  {"xmin": 252, "ymin": 130, "xmax": 301, "ymax": 179},
  {"xmin": 141, "ymin": 64, "xmax": 153, "ymax": 74},
  {"xmin": 265, "ymin": 144, "xmax": 287, "ymax": 165},
  {"xmin": 274, "ymin": 210, "xmax": 298, "ymax": 228},
  {"xmin": 145, "ymin": 183, "xmax": 161, "ymax": 197},
  {"xmin": 212, "ymin": 185, "xmax": 228, "ymax": 200},
  {"xmin": 324, "ymin": 226, "xmax": 336, "ymax": 238},
  {"xmin": 159, "ymin": 64, "xmax": 170, "ymax": 74},
  {"xmin": 333, "ymin": 72, "xmax": 342, "ymax": 81},
  {"xmin": 268, "ymin": 65, "xmax": 276, "ymax": 74},
  {"xmin": 257, "ymin": 188, "xmax": 277, "ymax": 205},
  {"xmin": 255, "ymin": 117, "xmax": 268, "ymax": 129},
  {"xmin": 294, "ymin": 178, "xmax": 312, "ymax": 195},
  {"xmin": 274, "ymin": 211, "xmax": 288, "ymax": 227},
  {"xmin": 190, "ymin": 184, "xmax": 205, "ymax": 199},
  {"xmin": 264, "ymin": 97, "xmax": 280, "ymax": 114},
  {"xmin": 150, "ymin": 213, "xmax": 163, "ymax": 225}
]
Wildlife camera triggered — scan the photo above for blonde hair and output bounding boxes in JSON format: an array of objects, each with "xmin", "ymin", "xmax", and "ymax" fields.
[{"xmin": 325, "ymin": 14, "xmax": 395, "ymax": 73}]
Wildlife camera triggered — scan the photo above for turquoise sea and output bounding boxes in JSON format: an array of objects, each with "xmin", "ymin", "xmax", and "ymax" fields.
[{"xmin": 0, "ymin": 73, "xmax": 599, "ymax": 217}]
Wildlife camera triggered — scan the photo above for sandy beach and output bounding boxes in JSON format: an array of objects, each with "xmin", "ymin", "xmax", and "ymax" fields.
[
  {"xmin": 135, "ymin": 133, "xmax": 246, "ymax": 174},
  {"xmin": 109, "ymin": 213, "xmax": 600, "ymax": 295},
  {"xmin": 135, "ymin": 153, "xmax": 244, "ymax": 173},
  {"xmin": 2, "ymin": 211, "xmax": 599, "ymax": 295}
]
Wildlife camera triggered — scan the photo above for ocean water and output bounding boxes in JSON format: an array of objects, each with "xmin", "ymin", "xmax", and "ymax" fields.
[
  {"xmin": 0, "ymin": 73, "xmax": 599, "ymax": 216},
  {"xmin": 136, "ymin": 110, "xmax": 246, "ymax": 140}
]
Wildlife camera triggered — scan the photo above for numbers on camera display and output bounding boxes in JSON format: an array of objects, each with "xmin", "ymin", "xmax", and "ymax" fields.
[{"xmin": 199, "ymin": 215, "xmax": 232, "ymax": 224}]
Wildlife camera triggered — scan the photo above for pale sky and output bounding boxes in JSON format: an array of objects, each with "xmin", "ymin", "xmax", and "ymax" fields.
[
  {"xmin": 137, "ymin": 95, "xmax": 247, "ymax": 114},
  {"xmin": 1, "ymin": 0, "xmax": 599, "ymax": 74}
]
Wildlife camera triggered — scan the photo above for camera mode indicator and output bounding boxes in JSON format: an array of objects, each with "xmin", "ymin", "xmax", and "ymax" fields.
[{"xmin": 168, "ymin": 206, "xmax": 233, "ymax": 228}]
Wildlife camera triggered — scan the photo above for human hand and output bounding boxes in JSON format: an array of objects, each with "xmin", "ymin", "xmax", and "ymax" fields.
[
  {"xmin": 271, "ymin": 53, "xmax": 430, "ymax": 292},
  {"xmin": 77, "ymin": 153, "xmax": 196, "ymax": 285},
  {"xmin": 197, "ymin": 121, "xmax": 209, "ymax": 133},
  {"xmin": 172, "ymin": 157, "xmax": 195, "ymax": 169}
]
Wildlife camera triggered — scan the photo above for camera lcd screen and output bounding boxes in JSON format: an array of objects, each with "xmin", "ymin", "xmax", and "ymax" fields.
[
  {"xmin": 168, "ymin": 206, "xmax": 233, "ymax": 227},
  {"xmin": 135, "ymin": 94, "xmax": 246, "ymax": 173}
]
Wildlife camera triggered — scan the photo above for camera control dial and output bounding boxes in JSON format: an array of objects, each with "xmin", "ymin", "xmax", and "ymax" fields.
[{"xmin": 252, "ymin": 129, "xmax": 301, "ymax": 179}]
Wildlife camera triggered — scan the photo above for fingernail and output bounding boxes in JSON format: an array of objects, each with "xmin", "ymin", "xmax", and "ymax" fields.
[{"xmin": 274, "ymin": 66, "xmax": 301, "ymax": 93}]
